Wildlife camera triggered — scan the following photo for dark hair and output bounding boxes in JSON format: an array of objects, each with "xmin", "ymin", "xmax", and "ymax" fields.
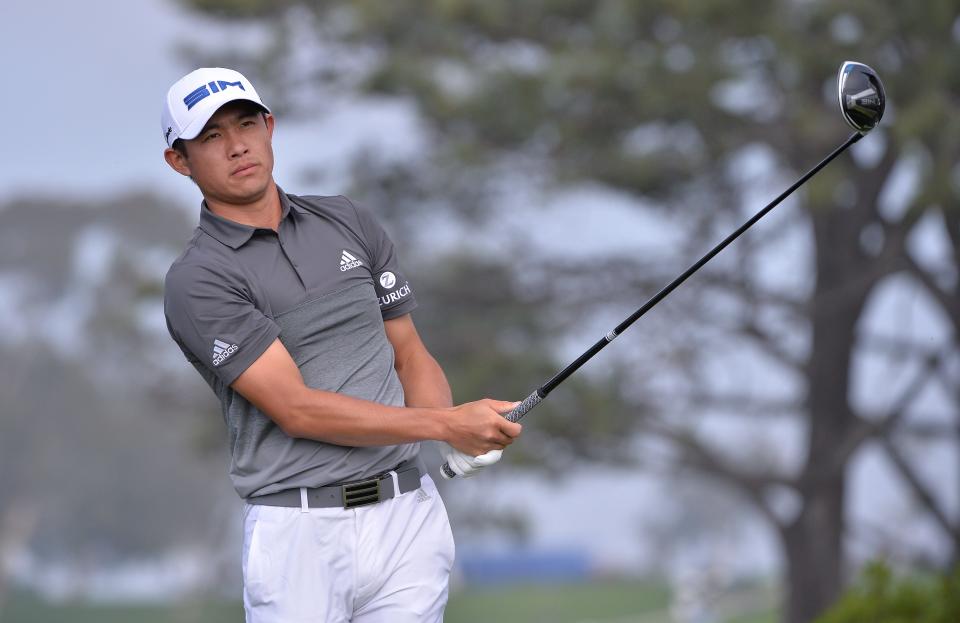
[{"xmin": 172, "ymin": 138, "xmax": 189, "ymax": 159}]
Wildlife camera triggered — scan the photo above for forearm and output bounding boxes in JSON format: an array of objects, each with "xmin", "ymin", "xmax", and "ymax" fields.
[
  {"xmin": 231, "ymin": 339, "xmax": 450, "ymax": 446},
  {"xmin": 232, "ymin": 336, "xmax": 517, "ymax": 456},
  {"xmin": 283, "ymin": 386, "xmax": 450, "ymax": 446},
  {"xmin": 396, "ymin": 349, "xmax": 453, "ymax": 409}
]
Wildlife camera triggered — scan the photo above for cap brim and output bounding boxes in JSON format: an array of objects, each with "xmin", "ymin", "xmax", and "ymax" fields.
[{"xmin": 178, "ymin": 95, "xmax": 271, "ymax": 142}]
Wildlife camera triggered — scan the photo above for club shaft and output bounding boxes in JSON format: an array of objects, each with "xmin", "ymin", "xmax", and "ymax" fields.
[
  {"xmin": 537, "ymin": 132, "xmax": 863, "ymax": 398},
  {"xmin": 441, "ymin": 131, "xmax": 863, "ymax": 479}
]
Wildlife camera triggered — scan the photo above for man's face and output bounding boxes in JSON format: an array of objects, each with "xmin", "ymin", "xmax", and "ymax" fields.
[{"xmin": 164, "ymin": 101, "xmax": 275, "ymax": 205}]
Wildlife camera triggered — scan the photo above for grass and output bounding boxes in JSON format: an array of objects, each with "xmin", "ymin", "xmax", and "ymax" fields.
[
  {"xmin": 0, "ymin": 580, "xmax": 776, "ymax": 623},
  {"xmin": 727, "ymin": 611, "xmax": 778, "ymax": 623},
  {"xmin": 0, "ymin": 590, "xmax": 242, "ymax": 623},
  {"xmin": 446, "ymin": 579, "xmax": 672, "ymax": 622}
]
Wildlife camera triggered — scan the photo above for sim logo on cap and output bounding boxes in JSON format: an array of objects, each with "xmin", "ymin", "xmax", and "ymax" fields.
[
  {"xmin": 162, "ymin": 67, "xmax": 269, "ymax": 147},
  {"xmin": 183, "ymin": 80, "xmax": 246, "ymax": 111}
]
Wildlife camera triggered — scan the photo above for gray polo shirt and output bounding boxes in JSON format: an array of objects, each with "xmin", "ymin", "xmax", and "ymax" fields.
[{"xmin": 164, "ymin": 188, "xmax": 419, "ymax": 498}]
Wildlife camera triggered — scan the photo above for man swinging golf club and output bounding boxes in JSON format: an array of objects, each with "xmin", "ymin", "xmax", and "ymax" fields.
[{"xmin": 160, "ymin": 67, "xmax": 521, "ymax": 622}]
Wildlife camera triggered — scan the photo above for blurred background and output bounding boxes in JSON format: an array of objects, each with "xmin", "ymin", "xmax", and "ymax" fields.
[{"xmin": 2, "ymin": 1, "xmax": 959, "ymax": 622}]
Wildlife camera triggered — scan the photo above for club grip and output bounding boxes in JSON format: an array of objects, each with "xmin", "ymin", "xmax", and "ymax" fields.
[
  {"xmin": 504, "ymin": 390, "xmax": 543, "ymax": 423},
  {"xmin": 440, "ymin": 391, "xmax": 543, "ymax": 479}
]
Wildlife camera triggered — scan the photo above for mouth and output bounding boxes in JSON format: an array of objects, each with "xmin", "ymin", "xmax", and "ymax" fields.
[{"xmin": 232, "ymin": 163, "xmax": 259, "ymax": 176}]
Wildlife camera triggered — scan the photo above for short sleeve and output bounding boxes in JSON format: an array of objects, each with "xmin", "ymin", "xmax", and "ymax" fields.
[
  {"xmin": 348, "ymin": 199, "xmax": 418, "ymax": 320},
  {"xmin": 164, "ymin": 262, "xmax": 281, "ymax": 386}
]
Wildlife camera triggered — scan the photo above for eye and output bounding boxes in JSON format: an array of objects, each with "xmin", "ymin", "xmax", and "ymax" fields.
[{"xmin": 202, "ymin": 132, "xmax": 221, "ymax": 142}]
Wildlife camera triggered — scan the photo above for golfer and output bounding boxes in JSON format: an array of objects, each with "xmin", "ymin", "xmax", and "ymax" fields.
[{"xmin": 160, "ymin": 67, "xmax": 521, "ymax": 622}]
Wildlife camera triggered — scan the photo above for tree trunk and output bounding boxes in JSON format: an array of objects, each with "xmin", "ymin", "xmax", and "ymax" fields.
[
  {"xmin": 780, "ymin": 206, "xmax": 869, "ymax": 623},
  {"xmin": 782, "ymin": 477, "xmax": 846, "ymax": 623}
]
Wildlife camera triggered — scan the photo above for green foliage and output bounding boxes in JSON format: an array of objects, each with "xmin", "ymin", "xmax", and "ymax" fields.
[
  {"xmin": 815, "ymin": 562, "xmax": 960, "ymax": 623},
  {"xmin": 179, "ymin": 0, "xmax": 287, "ymax": 19}
]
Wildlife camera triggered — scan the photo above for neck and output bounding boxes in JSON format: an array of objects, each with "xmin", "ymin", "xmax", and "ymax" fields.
[{"xmin": 204, "ymin": 180, "xmax": 282, "ymax": 230}]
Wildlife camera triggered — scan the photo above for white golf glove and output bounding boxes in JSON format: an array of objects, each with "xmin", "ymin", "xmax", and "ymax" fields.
[{"xmin": 440, "ymin": 443, "xmax": 503, "ymax": 479}]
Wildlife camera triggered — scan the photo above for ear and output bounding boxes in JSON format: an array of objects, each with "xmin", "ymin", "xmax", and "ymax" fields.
[
  {"xmin": 164, "ymin": 147, "xmax": 192, "ymax": 177},
  {"xmin": 264, "ymin": 113, "xmax": 275, "ymax": 139}
]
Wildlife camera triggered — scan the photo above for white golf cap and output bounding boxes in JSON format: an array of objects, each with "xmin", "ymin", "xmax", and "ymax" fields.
[{"xmin": 161, "ymin": 67, "xmax": 270, "ymax": 147}]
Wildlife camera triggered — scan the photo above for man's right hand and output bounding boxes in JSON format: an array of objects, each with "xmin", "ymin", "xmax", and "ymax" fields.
[{"xmin": 442, "ymin": 399, "xmax": 522, "ymax": 456}]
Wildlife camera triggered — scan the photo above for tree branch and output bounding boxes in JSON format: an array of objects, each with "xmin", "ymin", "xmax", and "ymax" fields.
[
  {"xmin": 881, "ymin": 435, "xmax": 960, "ymax": 544},
  {"xmin": 824, "ymin": 345, "xmax": 949, "ymax": 481},
  {"xmin": 943, "ymin": 208, "xmax": 960, "ymax": 276},
  {"xmin": 736, "ymin": 317, "xmax": 807, "ymax": 371},
  {"xmin": 857, "ymin": 332, "xmax": 948, "ymax": 359},
  {"xmin": 896, "ymin": 420, "xmax": 960, "ymax": 441},
  {"xmin": 653, "ymin": 391, "xmax": 802, "ymax": 418},
  {"xmin": 640, "ymin": 416, "xmax": 796, "ymax": 528},
  {"xmin": 903, "ymin": 252, "xmax": 960, "ymax": 336},
  {"xmin": 700, "ymin": 274, "xmax": 807, "ymax": 314}
]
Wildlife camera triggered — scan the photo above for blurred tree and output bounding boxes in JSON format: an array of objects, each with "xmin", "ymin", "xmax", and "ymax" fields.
[
  {"xmin": 0, "ymin": 195, "xmax": 237, "ymax": 595},
  {"xmin": 177, "ymin": 1, "xmax": 960, "ymax": 621}
]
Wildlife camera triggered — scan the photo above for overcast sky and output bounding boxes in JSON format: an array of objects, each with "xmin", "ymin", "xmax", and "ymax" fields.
[{"xmin": 1, "ymin": 0, "xmax": 422, "ymax": 211}]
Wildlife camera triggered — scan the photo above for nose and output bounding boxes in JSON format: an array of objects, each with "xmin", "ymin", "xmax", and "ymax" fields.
[{"xmin": 227, "ymin": 131, "xmax": 248, "ymax": 158}]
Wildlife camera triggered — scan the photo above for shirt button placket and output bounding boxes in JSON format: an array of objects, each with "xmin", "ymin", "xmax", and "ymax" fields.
[{"xmin": 279, "ymin": 235, "xmax": 306, "ymax": 287}]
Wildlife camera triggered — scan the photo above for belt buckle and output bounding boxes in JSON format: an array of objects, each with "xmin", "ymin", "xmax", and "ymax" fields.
[{"xmin": 341, "ymin": 476, "xmax": 382, "ymax": 509}]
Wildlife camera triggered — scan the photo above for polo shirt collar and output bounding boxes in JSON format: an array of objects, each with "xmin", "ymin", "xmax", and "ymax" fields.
[{"xmin": 198, "ymin": 186, "xmax": 298, "ymax": 249}]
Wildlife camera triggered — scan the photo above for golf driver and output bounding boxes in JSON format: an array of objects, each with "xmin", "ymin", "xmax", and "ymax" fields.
[{"xmin": 442, "ymin": 60, "xmax": 886, "ymax": 479}]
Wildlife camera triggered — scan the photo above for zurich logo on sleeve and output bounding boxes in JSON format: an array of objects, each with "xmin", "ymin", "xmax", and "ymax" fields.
[
  {"xmin": 379, "ymin": 272, "xmax": 397, "ymax": 289},
  {"xmin": 377, "ymin": 272, "xmax": 412, "ymax": 307}
]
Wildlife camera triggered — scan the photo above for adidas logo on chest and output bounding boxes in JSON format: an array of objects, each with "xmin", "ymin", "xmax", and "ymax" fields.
[{"xmin": 339, "ymin": 250, "xmax": 363, "ymax": 272}]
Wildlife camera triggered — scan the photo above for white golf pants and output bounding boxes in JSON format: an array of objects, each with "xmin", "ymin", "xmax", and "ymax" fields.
[{"xmin": 241, "ymin": 474, "xmax": 455, "ymax": 623}]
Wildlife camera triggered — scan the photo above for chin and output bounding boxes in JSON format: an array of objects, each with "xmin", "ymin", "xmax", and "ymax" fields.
[{"xmin": 229, "ymin": 175, "xmax": 272, "ymax": 200}]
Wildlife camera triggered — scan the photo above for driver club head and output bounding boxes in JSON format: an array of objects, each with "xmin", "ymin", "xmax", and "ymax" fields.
[{"xmin": 837, "ymin": 61, "xmax": 886, "ymax": 133}]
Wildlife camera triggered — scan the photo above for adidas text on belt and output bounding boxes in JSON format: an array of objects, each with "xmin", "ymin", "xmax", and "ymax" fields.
[{"xmin": 245, "ymin": 461, "xmax": 422, "ymax": 509}]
